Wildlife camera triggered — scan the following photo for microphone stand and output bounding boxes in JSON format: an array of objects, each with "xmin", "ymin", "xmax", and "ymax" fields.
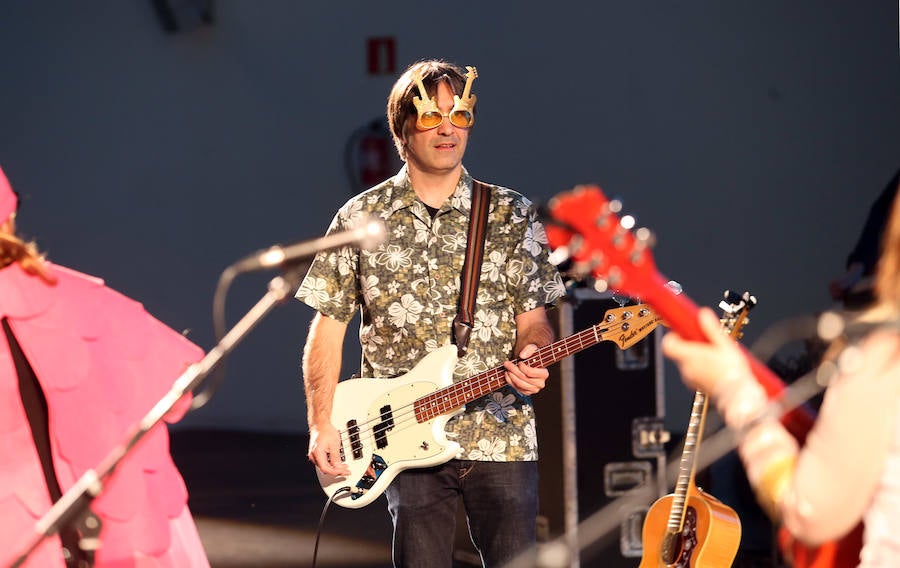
[{"xmin": 11, "ymin": 265, "xmax": 307, "ymax": 568}]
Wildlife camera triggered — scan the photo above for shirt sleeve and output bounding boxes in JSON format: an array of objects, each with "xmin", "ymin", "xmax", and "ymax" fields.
[
  {"xmin": 295, "ymin": 208, "xmax": 361, "ymax": 323},
  {"xmin": 506, "ymin": 200, "xmax": 566, "ymax": 315},
  {"xmin": 778, "ymin": 331, "xmax": 900, "ymax": 543}
]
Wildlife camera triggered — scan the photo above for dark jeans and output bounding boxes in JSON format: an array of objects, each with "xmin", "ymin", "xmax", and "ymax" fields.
[{"xmin": 384, "ymin": 459, "xmax": 539, "ymax": 568}]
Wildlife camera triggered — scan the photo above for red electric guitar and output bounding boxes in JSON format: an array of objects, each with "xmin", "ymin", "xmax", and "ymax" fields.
[{"xmin": 545, "ymin": 185, "xmax": 862, "ymax": 568}]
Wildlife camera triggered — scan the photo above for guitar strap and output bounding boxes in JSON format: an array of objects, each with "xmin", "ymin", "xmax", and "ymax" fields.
[{"xmin": 453, "ymin": 180, "xmax": 491, "ymax": 358}]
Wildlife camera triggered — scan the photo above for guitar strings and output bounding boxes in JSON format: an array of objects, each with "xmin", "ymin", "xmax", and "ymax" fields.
[{"xmin": 333, "ymin": 316, "xmax": 646, "ymax": 468}]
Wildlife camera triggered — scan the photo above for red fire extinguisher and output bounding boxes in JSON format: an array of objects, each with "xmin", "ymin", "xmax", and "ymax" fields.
[{"xmin": 345, "ymin": 119, "xmax": 401, "ymax": 193}]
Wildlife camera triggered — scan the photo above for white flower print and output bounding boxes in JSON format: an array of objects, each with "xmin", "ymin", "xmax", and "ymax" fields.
[
  {"xmin": 450, "ymin": 189, "xmax": 471, "ymax": 211},
  {"xmin": 473, "ymin": 310, "xmax": 502, "ymax": 342},
  {"xmin": 522, "ymin": 223, "xmax": 544, "ymax": 257},
  {"xmin": 523, "ymin": 419, "xmax": 537, "ymax": 451},
  {"xmin": 455, "ymin": 355, "xmax": 487, "ymax": 378},
  {"xmin": 483, "ymin": 250, "xmax": 506, "ymax": 282},
  {"xmin": 360, "ymin": 275, "xmax": 380, "ymax": 304},
  {"xmin": 506, "ymin": 258, "xmax": 525, "ymax": 286},
  {"xmin": 372, "ymin": 244, "xmax": 413, "ymax": 271},
  {"xmin": 342, "ymin": 199, "xmax": 364, "ymax": 224},
  {"xmin": 441, "ymin": 231, "xmax": 467, "ymax": 253},
  {"xmin": 468, "ymin": 437, "xmax": 507, "ymax": 461},
  {"xmin": 296, "ymin": 277, "xmax": 329, "ymax": 310},
  {"xmin": 414, "ymin": 220, "xmax": 430, "ymax": 243},
  {"xmin": 509, "ymin": 434, "xmax": 521, "ymax": 447},
  {"xmin": 337, "ymin": 253, "xmax": 353, "ymax": 277},
  {"xmin": 388, "ymin": 294, "xmax": 424, "ymax": 327},
  {"xmin": 360, "ymin": 324, "xmax": 385, "ymax": 353}
]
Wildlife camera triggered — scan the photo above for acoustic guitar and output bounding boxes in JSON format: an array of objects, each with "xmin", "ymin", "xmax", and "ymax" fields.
[{"xmin": 639, "ymin": 291, "xmax": 754, "ymax": 567}]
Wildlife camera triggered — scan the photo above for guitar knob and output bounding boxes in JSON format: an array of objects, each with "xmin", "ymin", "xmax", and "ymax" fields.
[{"xmin": 634, "ymin": 227, "xmax": 655, "ymax": 248}]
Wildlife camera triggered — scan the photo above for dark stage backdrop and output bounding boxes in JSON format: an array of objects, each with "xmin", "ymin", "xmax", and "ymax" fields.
[{"xmin": 0, "ymin": 1, "xmax": 898, "ymax": 435}]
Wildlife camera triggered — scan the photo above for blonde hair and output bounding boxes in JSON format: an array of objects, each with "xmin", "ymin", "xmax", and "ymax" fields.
[
  {"xmin": 873, "ymin": 180, "xmax": 900, "ymax": 311},
  {"xmin": 0, "ymin": 219, "xmax": 57, "ymax": 284}
]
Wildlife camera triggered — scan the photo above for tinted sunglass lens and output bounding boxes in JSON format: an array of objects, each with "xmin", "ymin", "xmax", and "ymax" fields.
[
  {"xmin": 450, "ymin": 110, "xmax": 473, "ymax": 128},
  {"xmin": 419, "ymin": 111, "xmax": 443, "ymax": 129}
]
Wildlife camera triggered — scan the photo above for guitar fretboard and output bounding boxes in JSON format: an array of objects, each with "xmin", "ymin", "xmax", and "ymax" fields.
[
  {"xmin": 413, "ymin": 308, "xmax": 658, "ymax": 422},
  {"xmin": 666, "ymin": 389, "xmax": 709, "ymax": 533}
]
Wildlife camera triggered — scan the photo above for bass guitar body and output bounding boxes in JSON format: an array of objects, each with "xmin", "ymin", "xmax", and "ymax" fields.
[{"xmin": 639, "ymin": 488, "xmax": 741, "ymax": 568}]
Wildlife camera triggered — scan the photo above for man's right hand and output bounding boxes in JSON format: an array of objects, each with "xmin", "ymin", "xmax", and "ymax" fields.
[{"xmin": 308, "ymin": 423, "xmax": 351, "ymax": 477}]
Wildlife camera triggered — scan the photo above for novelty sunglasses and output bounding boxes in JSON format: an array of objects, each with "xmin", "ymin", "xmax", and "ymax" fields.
[{"xmin": 412, "ymin": 66, "xmax": 478, "ymax": 130}]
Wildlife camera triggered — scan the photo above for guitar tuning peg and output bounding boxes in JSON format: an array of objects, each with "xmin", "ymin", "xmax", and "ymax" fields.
[
  {"xmin": 607, "ymin": 198, "xmax": 623, "ymax": 214},
  {"xmin": 634, "ymin": 227, "xmax": 655, "ymax": 248},
  {"xmin": 606, "ymin": 266, "xmax": 623, "ymax": 288},
  {"xmin": 596, "ymin": 212, "xmax": 611, "ymax": 229},
  {"xmin": 568, "ymin": 234, "xmax": 584, "ymax": 256}
]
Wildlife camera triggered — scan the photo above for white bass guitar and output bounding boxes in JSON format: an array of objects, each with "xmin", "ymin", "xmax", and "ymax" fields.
[{"xmin": 318, "ymin": 303, "xmax": 661, "ymax": 508}]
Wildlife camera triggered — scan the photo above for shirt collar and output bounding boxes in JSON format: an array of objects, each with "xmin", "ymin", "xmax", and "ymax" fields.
[{"xmin": 385, "ymin": 165, "xmax": 475, "ymax": 219}]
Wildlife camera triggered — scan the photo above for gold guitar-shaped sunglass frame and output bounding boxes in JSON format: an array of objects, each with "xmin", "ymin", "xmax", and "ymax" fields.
[{"xmin": 412, "ymin": 66, "xmax": 477, "ymax": 131}]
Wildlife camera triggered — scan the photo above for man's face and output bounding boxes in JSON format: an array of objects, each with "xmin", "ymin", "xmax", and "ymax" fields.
[{"xmin": 403, "ymin": 81, "xmax": 469, "ymax": 176}]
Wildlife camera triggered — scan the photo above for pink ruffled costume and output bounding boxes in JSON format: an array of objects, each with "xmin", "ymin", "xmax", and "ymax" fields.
[{"xmin": 1, "ymin": 169, "xmax": 209, "ymax": 567}]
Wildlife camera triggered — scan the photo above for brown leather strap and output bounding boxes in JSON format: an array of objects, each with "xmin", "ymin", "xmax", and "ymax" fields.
[{"xmin": 453, "ymin": 180, "xmax": 490, "ymax": 357}]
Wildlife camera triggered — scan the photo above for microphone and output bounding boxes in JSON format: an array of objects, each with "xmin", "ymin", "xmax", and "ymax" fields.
[{"xmin": 229, "ymin": 217, "xmax": 385, "ymax": 273}]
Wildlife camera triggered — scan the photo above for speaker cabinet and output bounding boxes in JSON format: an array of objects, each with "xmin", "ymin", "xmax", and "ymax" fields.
[{"xmin": 534, "ymin": 289, "xmax": 668, "ymax": 567}]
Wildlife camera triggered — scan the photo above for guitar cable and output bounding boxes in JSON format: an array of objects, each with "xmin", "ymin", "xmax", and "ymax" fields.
[{"xmin": 311, "ymin": 486, "xmax": 352, "ymax": 568}]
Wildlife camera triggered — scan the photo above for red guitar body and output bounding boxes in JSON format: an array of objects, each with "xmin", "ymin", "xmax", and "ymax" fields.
[
  {"xmin": 546, "ymin": 185, "xmax": 864, "ymax": 568},
  {"xmin": 779, "ymin": 523, "xmax": 864, "ymax": 568}
]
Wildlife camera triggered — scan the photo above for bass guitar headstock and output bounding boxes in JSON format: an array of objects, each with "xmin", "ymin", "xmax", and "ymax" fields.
[{"xmin": 594, "ymin": 303, "xmax": 662, "ymax": 350}]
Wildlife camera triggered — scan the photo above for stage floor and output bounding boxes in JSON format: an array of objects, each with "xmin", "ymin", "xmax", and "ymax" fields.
[{"xmin": 170, "ymin": 429, "xmax": 394, "ymax": 568}]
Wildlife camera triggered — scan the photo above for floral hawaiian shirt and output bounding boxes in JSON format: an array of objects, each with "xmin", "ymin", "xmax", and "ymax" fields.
[{"xmin": 296, "ymin": 166, "xmax": 565, "ymax": 461}]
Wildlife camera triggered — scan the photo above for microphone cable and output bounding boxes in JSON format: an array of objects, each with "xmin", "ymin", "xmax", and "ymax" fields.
[{"xmin": 188, "ymin": 265, "xmax": 238, "ymax": 410}]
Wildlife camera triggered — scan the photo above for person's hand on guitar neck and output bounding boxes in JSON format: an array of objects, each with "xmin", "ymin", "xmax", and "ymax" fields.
[
  {"xmin": 308, "ymin": 422, "xmax": 350, "ymax": 477},
  {"xmin": 503, "ymin": 342, "xmax": 549, "ymax": 396},
  {"xmin": 661, "ymin": 306, "xmax": 769, "ymax": 430},
  {"xmin": 503, "ymin": 308, "xmax": 555, "ymax": 396}
]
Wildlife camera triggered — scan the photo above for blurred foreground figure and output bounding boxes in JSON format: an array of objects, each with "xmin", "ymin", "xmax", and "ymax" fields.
[
  {"xmin": 663, "ymin": 176, "xmax": 900, "ymax": 567},
  {"xmin": 0, "ymin": 165, "xmax": 209, "ymax": 567}
]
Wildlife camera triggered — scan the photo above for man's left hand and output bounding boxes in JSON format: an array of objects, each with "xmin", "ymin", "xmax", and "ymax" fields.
[{"xmin": 503, "ymin": 343, "xmax": 549, "ymax": 396}]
